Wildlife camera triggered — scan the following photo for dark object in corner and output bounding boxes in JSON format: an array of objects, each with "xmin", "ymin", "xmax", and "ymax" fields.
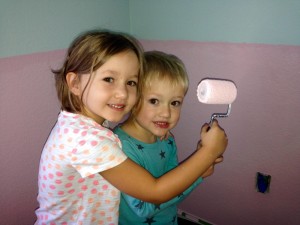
[
  {"xmin": 256, "ymin": 172, "xmax": 271, "ymax": 193},
  {"xmin": 178, "ymin": 217, "xmax": 199, "ymax": 225}
]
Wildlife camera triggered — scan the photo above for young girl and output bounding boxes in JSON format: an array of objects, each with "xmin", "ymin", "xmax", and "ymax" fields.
[
  {"xmin": 35, "ymin": 30, "xmax": 228, "ymax": 225},
  {"xmin": 115, "ymin": 51, "xmax": 224, "ymax": 225}
]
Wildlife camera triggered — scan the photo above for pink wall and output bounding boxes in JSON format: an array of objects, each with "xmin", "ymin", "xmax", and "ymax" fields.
[
  {"xmin": 1, "ymin": 40, "xmax": 300, "ymax": 224},
  {"xmin": 141, "ymin": 40, "xmax": 300, "ymax": 224},
  {"xmin": 0, "ymin": 50, "xmax": 65, "ymax": 224}
]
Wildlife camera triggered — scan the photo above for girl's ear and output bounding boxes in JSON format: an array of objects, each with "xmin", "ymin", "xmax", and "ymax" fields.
[{"xmin": 66, "ymin": 72, "xmax": 81, "ymax": 96}]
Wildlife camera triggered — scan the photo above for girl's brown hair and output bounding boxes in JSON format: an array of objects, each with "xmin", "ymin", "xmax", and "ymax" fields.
[{"xmin": 53, "ymin": 29, "xmax": 144, "ymax": 114}]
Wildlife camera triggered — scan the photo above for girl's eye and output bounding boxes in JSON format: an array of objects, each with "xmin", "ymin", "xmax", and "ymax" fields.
[
  {"xmin": 103, "ymin": 77, "xmax": 114, "ymax": 83},
  {"xmin": 149, "ymin": 98, "xmax": 159, "ymax": 105},
  {"xmin": 171, "ymin": 101, "xmax": 182, "ymax": 107},
  {"xmin": 127, "ymin": 80, "xmax": 137, "ymax": 87}
]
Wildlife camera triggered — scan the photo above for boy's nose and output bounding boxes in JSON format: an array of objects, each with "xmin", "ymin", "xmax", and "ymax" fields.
[{"xmin": 159, "ymin": 105, "xmax": 171, "ymax": 118}]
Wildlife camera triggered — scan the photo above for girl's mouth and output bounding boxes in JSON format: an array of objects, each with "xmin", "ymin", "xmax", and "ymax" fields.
[
  {"xmin": 154, "ymin": 121, "xmax": 169, "ymax": 129},
  {"xmin": 109, "ymin": 104, "xmax": 125, "ymax": 111}
]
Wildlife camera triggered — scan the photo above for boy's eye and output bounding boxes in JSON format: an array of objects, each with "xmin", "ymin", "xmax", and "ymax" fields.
[
  {"xmin": 149, "ymin": 98, "xmax": 159, "ymax": 105},
  {"xmin": 171, "ymin": 101, "xmax": 182, "ymax": 107},
  {"xmin": 127, "ymin": 80, "xmax": 137, "ymax": 87},
  {"xmin": 103, "ymin": 77, "xmax": 114, "ymax": 83}
]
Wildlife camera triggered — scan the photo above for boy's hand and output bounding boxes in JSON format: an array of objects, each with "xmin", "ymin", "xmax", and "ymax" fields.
[{"xmin": 200, "ymin": 120, "xmax": 228, "ymax": 158}]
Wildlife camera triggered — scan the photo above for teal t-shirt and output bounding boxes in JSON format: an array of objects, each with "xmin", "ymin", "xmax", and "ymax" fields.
[{"xmin": 114, "ymin": 126, "xmax": 203, "ymax": 225}]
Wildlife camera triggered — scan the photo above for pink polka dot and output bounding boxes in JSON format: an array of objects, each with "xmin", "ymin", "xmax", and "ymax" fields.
[
  {"xmin": 81, "ymin": 185, "xmax": 88, "ymax": 191},
  {"xmin": 49, "ymin": 185, "xmax": 56, "ymax": 190},
  {"xmin": 64, "ymin": 128, "xmax": 69, "ymax": 133},
  {"xmin": 77, "ymin": 192, "xmax": 83, "ymax": 198},
  {"xmin": 92, "ymin": 131, "xmax": 98, "ymax": 135},
  {"xmin": 68, "ymin": 189, "xmax": 75, "ymax": 194},
  {"xmin": 72, "ymin": 148, "xmax": 77, "ymax": 154},
  {"xmin": 55, "ymin": 180, "xmax": 62, "ymax": 184},
  {"xmin": 65, "ymin": 183, "xmax": 72, "ymax": 188},
  {"xmin": 88, "ymin": 174, "xmax": 95, "ymax": 179},
  {"xmin": 93, "ymin": 180, "xmax": 99, "ymax": 186},
  {"xmin": 79, "ymin": 140, "xmax": 86, "ymax": 146},
  {"xmin": 81, "ymin": 131, "xmax": 87, "ymax": 136},
  {"xmin": 102, "ymin": 184, "xmax": 108, "ymax": 190},
  {"xmin": 68, "ymin": 175, "xmax": 75, "ymax": 181},
  {"xmin": 48, "ymin": 173, "xmax": 54, "ymax": 179},
  {"xmin": 73, "ymin": 129, "xmax": 79, "ymax": 134},
  {"xmin": 58, "ymin": 191, "xmax": 64, "ymax": 195},
  {"xmin": 91, "ymin": 188, "xmax": 97, "ymax": 194},
  {"xmin": 78, "ymin": 178, "xmax": 85, "ymax": 183},
  {"xmin": 91, "ymin": 140, "xmax": 98, "ymax": 146},
  {"xmin": 56, "ymin": 171, "xmax": 63, "ymax": 177},
  {"xmin": 43, "ymin": 175, "xmax": 47, "ymax": 180}
]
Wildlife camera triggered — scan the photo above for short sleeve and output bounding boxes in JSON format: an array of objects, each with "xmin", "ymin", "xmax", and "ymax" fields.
[{"xmin": 71, "ymin": 127, "xmax": 127, "ymax": 178}]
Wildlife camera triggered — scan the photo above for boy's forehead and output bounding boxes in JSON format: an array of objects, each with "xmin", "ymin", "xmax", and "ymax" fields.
[{"xmin": 146, "ymin": 80, "xmax": 185, "ymax": 95}]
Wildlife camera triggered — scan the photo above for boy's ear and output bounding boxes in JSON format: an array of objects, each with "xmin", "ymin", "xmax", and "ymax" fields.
[{"xmin": 66, "ymin": 72, "xmax": 81, "ymax": 96}]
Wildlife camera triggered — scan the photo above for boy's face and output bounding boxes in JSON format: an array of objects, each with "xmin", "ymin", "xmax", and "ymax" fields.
[{"xmin": 135, "ymin": 78, "xmax": 185, "ymax": 138}]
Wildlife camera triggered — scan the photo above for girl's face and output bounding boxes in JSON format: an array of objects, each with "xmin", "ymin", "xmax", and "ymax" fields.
[
  {"xmin": 134, "ymin": 78, "xmax": 185, "ymax": 142},
  {"xmin": 79, "ymin": 51, "xmax": 139, "ymax": 124}
]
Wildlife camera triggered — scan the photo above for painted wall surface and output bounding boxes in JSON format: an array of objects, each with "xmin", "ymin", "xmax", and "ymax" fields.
[
  {"xmin": 130, "ymin": 0, "xmax": 300, "ymax": 46},
  {"xmin": 0, "ymin": 0, "xmax": 130, "ymax": 58},
  {"xmin": 1, "ymin": 0, "xmax": 300, "ymax": 225},
  {"xmin": 141, "ymin": 40, "xmax": 300, "ymax": 225}
]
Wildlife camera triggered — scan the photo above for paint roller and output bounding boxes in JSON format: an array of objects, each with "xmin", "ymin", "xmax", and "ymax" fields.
[{"xmin": 197, "ymin": 78, "xmax": 237, "ymax": 126}]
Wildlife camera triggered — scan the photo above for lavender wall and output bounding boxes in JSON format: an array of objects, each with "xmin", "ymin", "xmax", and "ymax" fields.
[
  {"xmin": 0, "ymin": 51, "xmax": 64, "ymax": 224},
  {"xmin": 2, "ymin": 40, "xmax": 298, "ymax": 225},
  {"xmin": 141, "ymin": 40, "xmax": 300, "ymax": 224}
]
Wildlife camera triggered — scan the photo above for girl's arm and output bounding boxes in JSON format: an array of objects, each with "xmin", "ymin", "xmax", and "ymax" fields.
[
  {"xmin": 100, "ymin": 120, "xmax": 227, "ymax": 204},
  {"xmin": 120, "ymin": 176, "xmax": 203, "ymax": 217},
  {"xmin": 119, "ymin": 137, "xmax": 203, "ymax": 217}
]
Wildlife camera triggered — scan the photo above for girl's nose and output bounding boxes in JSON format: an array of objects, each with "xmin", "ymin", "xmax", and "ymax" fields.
[{"xmin": 115, "ymin": 84, "xmax": 128, "ymax": 99}]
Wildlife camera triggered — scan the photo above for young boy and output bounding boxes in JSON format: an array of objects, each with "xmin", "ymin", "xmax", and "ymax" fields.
[{"xmin": 114, "ymin": 51, "xmax": 223, "ymax": 225}]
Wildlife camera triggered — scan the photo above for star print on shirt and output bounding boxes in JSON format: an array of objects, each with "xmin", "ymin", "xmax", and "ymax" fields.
[
  {"xmin": 168, "ymin": 139, "xmax": 174, "ymax": 147},
  {"xmin": 159, "ymin": 150, "xmax": 166, "ymax": 159},
  {"xmin": 143, "ymin": 217, "xmax": 156, "ymax": 225},
  {"xmin": 154, "ymin": 204, "xmax": 161, "ymax": 210},
  {"xmin": 172, "ymin": 215, "xmax": 177, "ymax": 224},
  {"xmin": 136, "ymin": 144, "xmax": 144, "ymax": 151},
  {"xmin": 135, "ymin": 200, "xmax": 144, "ymax": 209}
]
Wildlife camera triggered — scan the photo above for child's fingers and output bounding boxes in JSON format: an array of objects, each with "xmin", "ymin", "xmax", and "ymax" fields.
[{"xmin": 214, "ymin": 155, "xmax": 224, "ymax": 164}]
